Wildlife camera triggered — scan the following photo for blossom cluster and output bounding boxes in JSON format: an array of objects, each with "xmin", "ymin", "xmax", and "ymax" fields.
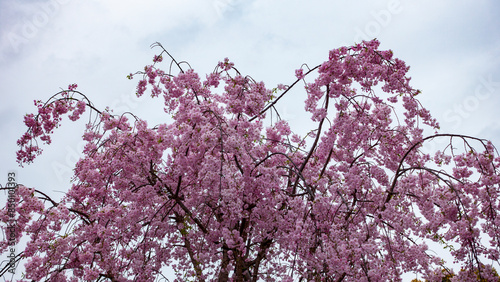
[{"xmin": 16, "ymin": 85, "xmax": 87, "ymax": 165}]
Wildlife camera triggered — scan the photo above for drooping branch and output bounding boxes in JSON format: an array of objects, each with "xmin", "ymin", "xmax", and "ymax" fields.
[{"xmin": 384, "ymin": 133, "xmax": 493, "ymax": 209}]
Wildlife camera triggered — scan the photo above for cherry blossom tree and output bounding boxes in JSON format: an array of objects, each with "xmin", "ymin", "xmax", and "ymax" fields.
[{"xmin": 2, "ymin": 40, "xmax": 500, "ymax": 281}]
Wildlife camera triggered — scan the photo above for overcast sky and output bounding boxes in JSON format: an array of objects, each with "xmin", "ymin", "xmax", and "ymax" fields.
[{"xmin": 1, "ymin": 0, "xmax": 499, "ymax": 280}]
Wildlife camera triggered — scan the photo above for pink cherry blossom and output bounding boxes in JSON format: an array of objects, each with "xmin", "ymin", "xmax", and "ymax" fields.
[{"xmin": 2, "ymin": 39, "xmax": 500, "ymax": 281}]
